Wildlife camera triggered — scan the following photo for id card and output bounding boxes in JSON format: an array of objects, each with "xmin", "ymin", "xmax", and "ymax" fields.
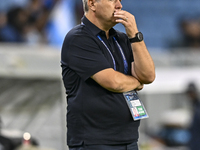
[{"xmin": 123, "ymin": 90, "xmax": 149, "ymax": 120}]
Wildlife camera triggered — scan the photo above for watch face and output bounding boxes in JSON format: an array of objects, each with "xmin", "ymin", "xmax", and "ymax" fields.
[
  {"xmin": 129, "ymin": 32, "xmax": 143, "ymax": 43},
  {"xmin": 137, "ymin": 32, "xmax": 143, "ymax": 41}
]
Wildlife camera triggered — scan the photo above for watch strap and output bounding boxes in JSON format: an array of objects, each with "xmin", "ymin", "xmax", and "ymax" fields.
[{"xmin": 129, "ymin": 32, "xmax": 143, "ymax": 43}]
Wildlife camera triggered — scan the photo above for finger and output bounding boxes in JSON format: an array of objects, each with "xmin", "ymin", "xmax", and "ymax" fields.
[
  {"xmin": 114, "ymin": 14, "xmax": 129, "ymax": 23},
  {"xmin": 114, "ymin": 13, "xmax": 124, "ymax": 18},
  {"xmin": 114, "ymin": 10, "xmax": 127, "ymax": 15},
  {"xmin": 115, "ymin": 18, "xmax": 127, "ymax": 25},
  {"xmin": 115, "ymin": 17, "xmax": 128, "ymax": 23}
]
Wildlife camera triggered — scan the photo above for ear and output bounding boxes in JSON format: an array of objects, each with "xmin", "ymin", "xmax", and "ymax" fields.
[{"xmin": 88, "ymin": 0, "xmax": 97, "ymax": 12}]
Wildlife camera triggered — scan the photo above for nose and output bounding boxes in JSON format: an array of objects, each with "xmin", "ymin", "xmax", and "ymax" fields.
[{"xmin": 116, "ymin": 0, "xmax": 122, "ymax": 10}]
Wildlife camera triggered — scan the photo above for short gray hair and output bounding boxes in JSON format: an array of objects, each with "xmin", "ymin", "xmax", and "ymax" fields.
[
  {"xmin": 82, "ymin": 0, "xmax": 100, "ymax": 13},
  {"xmin": 82, "ymin": 0, "xmax": 89, "ymax": 13}
]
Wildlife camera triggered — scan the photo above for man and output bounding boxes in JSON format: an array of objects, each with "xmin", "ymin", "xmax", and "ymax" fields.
[
  {"xmin": 186, "ymin": 83, "xmax": 200, "ymax": 150},
  {"xmin": 61, "ymin": 0, "xmax": 155, "ymax": 149}
]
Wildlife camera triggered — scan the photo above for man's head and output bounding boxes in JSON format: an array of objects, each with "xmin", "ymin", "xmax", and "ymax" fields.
[
  {"xmin": 82, "ymin": 0, "xmax": 122, "ymax": 13},
  {"xmin": 82, "ymin": 0, "xmax": 122, "ymax": 30}
]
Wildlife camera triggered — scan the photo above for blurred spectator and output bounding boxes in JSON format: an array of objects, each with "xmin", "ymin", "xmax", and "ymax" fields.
[
  {"xmin": 180, "ymin": 17, "xmax": 200, "ymax": 48},
  {"xmin": 0, "ymin": 7, "xmax": 28, "ymax": 42},
  {"xmin": 170, "ymin": 15, "xmax": 200, "ymax": 48},
  {"xmin": 154, "ymin": 109, "xmax": 191, "ymax": 147},
  {"xmin": 26, "ymin": 0, "xmax": 58, "ymax": 44},
  {"xmin": 186, "ymin": 82, "xmax": 200, "ymax": 150},
  {"xmin": 0, "ymin": 0, "xmax": 85, "ymax": 47},
  {"xmin": 154, "ymin": 83, "xmax": 200, "ymax": 149},
  {"xmin": 0, "ymin": 12, "xmax": 7, "ymax": 41},
  {"xmin": 0, "ymin": 0, "xmax": 59, "ymax": 45},
  {"xmin": 0, "ymin": 0, "xmax": 29, "ymax": 13}
]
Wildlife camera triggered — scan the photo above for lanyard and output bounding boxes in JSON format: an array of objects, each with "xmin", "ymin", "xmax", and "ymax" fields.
[{"xmin": 97, "ymin": 35, "xmax": 128, "ymax": 74}]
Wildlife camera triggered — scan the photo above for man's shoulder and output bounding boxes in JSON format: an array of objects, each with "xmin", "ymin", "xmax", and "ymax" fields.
[
  {"xmin": 65, "ymin": 24, "xmax": 95, "ymax": 41},
  {"xmin": 67, "ymin": 24, "xmax": 86, "ymax": 37},
  {"xmin": 63, "ymin": 24, "xmax": 90, "ymax": 44},
  {"xmin": 114, "ymin": 29, "xmax": 128, "ymax": 38}
]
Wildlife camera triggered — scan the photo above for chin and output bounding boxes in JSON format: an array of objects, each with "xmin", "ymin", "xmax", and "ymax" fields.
[{"xmin": 112, "ymin": 22, "xmax": 118, "ymax": 26}]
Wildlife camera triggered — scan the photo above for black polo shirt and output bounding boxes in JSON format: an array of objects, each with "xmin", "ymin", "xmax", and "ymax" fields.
[{"xmin": 61, "ymin": 16, "xmax": 140, "ymax": 146}]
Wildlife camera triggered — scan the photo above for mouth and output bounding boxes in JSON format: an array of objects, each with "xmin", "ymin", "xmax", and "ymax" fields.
[{"xmin": 113, "ymin": 11, "xmax": 116, "ymax": 16}]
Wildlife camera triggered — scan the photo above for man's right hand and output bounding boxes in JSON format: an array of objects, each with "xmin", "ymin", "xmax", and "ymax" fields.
[{"xmin": 135, "ymin": 83, "xmax": 143, "ymax": 91}]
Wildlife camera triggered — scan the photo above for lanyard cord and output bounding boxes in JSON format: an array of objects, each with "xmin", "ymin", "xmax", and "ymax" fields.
[
  {"xmin": 113, "ymin": 37, "xmax": 128, "ymax": 74},
  {"xmin": 97, "ymin": 35, "xmax": 116, "ymax": 71},
  {"xmin": 97, "ymin": 35, "xmax": 128, "ymax": 74},
  {"xmin": 81, "ymin": 22, "xmax": 128, "ymax": 74}
]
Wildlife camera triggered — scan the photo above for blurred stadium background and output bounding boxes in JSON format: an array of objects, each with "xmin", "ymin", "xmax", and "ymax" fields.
[{"xmin": 0, "ymin": 0, "xmax": 200, "ymax": 150}]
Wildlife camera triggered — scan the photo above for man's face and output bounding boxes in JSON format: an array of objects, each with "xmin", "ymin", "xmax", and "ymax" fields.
[{"xmin": 95, "ymin": 0, "xmax": 123, "ymax": 27}]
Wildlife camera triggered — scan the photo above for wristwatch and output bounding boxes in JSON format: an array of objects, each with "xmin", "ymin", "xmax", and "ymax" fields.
[{"xmin": 129, "ymin": 32, "xmax": 143, "ymax": 43}]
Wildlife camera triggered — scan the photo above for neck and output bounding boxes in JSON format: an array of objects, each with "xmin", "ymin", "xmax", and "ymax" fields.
[
  {"xmin": 105, "ymin": 31, "xmax": 109, "ymax": 39},
  {"xmin": 85, "ymin": 13, "xmax": 110, "ymax": 39}
]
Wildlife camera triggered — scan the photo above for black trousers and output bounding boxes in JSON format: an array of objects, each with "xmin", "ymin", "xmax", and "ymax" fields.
[{"xmin": 68, "ymin": 141, "xmax": 139, "ymax": 150}]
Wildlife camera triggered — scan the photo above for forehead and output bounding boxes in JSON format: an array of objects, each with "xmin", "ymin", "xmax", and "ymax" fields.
[
  {"xmin": 103, "ymin": 0, "xmax": 122, "ymax": 2},
  {"xmin": 97, "ymin": 0, "xmax": 122, "ymax": 5}
]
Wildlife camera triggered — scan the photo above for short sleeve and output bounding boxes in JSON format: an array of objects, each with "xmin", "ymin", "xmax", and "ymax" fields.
[{"xmin": 61, "ymin": 33, "xmax": 112, "ymax": 81}]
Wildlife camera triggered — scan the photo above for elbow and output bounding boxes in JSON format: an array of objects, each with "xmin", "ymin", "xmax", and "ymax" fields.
[
  {"xmin": 145, "ymin": 74, "xmax": 156, "ymax": 84},
  {"xmin": 140, "ymin": 71, "xmax": 156, "ymax": 84}
]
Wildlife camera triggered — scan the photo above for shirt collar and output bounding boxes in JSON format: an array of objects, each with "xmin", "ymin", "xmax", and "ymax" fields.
[{"xmin": 81, "ymin": 16, "xmax": 117, "ymax": 38}]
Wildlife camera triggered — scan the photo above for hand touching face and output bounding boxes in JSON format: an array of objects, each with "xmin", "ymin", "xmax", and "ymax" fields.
[
  {"xmin": 114, "ymin": 10, "xmax": 139, "ymax": 38},
  {"xmin": 94, "ymin": 0, "xmax": 123, "ymax": 28}
]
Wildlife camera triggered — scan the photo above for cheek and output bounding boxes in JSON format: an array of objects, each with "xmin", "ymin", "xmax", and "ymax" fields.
[
  {"xmin": 104, "ymin": 8, "xmax": 115, "ymax": 18},
  {"xmin": 96, "ymin": 5, "xmax": 114, "ymax": 19}
]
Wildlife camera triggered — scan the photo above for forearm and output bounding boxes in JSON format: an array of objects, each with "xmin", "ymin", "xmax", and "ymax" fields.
[
  {"xmin": 114, "ymin": 10, "xmax": 155, "ymax": 84},
  {"xmin": 131, "ymin": 41, "xmax": 155, "ymax": 84},
  {"xmin": 109, "ymin": 71, "xmax": 143, "ymax": 93},
  {"xmin": 91, "ymin": 68, "xmax": 143, "ymax": 93}
]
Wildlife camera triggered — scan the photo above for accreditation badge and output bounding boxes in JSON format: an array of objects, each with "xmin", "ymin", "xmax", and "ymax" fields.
[{"xmin": 123, "ymin": 90, "xmax": 149, "ymax": 120}]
